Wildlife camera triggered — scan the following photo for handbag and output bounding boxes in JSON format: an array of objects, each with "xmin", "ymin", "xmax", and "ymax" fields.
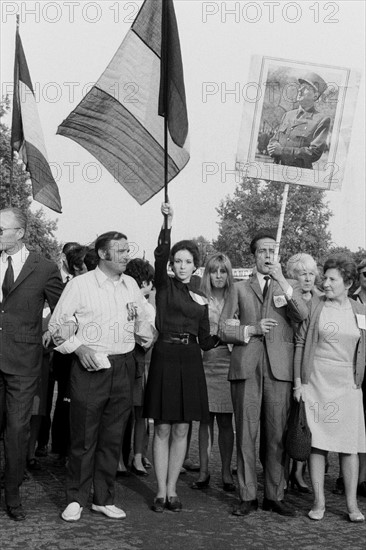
[{"xmin": 285, "ymin": 398, "xmax": 312, "ymax": 461}]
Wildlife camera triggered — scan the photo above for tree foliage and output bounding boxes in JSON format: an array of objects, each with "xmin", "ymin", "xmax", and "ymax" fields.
[
  {"xmin": 0, "ymin": 98, "xmax": 61, "ymax": 261},
  {"xmin": 325, "ymin": 246, "xmax": 366, "ymax": 267},
  {"xmin": 214, "ymin": 178, "xmax": 333, "ymax": 268},
  {"xmin": 190, "ymin": 235, "xmax": 217, "ymax": 267}
]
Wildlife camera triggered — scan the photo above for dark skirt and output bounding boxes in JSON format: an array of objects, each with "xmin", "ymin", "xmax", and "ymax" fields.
[{"xmin": 143, "ymin": 340, "xmax": 209, "ymax": 423}]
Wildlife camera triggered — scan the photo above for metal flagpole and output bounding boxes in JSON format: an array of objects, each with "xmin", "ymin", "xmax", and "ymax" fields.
[
  {"xmin": 162, "ymin": 0, "xmax": 169, "ymax": 230},
  {"xmin": 9, "ymin": 15, "xmax": 21, "ymax": 206}
]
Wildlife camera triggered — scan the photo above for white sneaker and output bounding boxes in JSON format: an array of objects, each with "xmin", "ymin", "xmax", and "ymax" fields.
[
  {"xmin": 61, "ymin": 502, "xmax": 83, "ymax": 522},
  {"xmin": 91, "ymin": 504, "xmax": 126, "ymax": 519}
]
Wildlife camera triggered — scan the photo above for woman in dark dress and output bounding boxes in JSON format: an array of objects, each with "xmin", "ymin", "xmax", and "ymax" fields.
[{"xmin": 143, "ymin": 203, "xmax": 218, "ymax": 512}]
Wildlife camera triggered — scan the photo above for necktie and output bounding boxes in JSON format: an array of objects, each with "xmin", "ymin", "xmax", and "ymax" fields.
[
  {"xmin": 262, "ymin": 276, "xmax": 270, "ymax": 300},
  {"xmin": 2, "ymin": 256, "xmax": 14, "ymax": 301}
]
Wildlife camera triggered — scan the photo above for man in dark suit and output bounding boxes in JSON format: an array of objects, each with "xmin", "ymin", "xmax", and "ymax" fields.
[
  {"xmin": 0, "ymin": 207, "xmax": 63, "ymax": 521},
  {"xmin": 220, "ymin": 230, "xmax": 308, "ymax": 516},
  {"xmin": 268, "ymin": 72, "xmax": 330, "ymax": 169}
]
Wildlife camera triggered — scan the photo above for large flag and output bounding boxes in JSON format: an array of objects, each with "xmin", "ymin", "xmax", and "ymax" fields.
[
  {"xmin": 57, "ymin": 0, "xmax": 189, "ymax": 205},
  {"xmin": 11, "ymin": 27, "xmax": 62, "ymax": 213}
]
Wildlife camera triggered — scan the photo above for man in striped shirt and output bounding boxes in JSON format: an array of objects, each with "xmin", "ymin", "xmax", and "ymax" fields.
[{"xmin": 49, "ymin": 231, "xmax": 156, "ymax": 522}]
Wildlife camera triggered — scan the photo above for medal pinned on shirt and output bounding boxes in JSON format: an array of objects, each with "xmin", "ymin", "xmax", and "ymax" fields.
[{"xmin": 127, "ymin": 302, "xmax": 138, "ymax": 321}]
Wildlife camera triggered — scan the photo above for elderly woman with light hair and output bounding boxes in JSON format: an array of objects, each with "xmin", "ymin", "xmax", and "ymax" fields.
[
  {"xmin": 286, "ymin": 253, "xmax": 320, "ymax": 302},
  {"xmin": 286, "ymin": 253, "xmax": 321, "ymax": 493}
]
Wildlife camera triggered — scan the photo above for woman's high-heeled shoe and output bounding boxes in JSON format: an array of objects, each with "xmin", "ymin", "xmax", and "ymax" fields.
[
  {"xmin": 289, "ymin": 462, "xmax": 311, "ymax": 493},
  {"xmin": 131, "ymin": 459, "xmax": 148, "ymax": 477},
  {"xmin": 308, "ymin": 507, "xmax": 325, "ymax": 521},
  {"xmin": 290, "ymin": 475, "xmax": 311, "ymax": 493},
  {"xmin": 348, "ymin": 511, "xmax": 365, "ymax": 523},
  {"xmin": 191, "ymin": 474, "xmax": 210, "ymax": 489}
]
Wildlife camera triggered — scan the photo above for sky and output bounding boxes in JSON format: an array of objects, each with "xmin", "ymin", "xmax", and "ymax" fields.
[{"xmin": 1, "ymin": 0, "xmax": 365, "ymax": 264}]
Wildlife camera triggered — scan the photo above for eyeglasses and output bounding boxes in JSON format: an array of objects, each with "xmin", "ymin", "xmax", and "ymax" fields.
[
  {"xmin": 0, "ymin": 227, "xmax": 21, "ymax": 235},
  {"xmin": 256, "ymin": 248, "xmax": 276, "ymax": 256}
]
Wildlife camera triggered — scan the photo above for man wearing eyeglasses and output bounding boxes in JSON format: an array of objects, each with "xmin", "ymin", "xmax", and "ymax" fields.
[
  {"xmin": 220, "ymin": 230, "xmax": 308, "ymax": 517},
  {"xmin": 0, "ymin": 207, "xmax": 63, "ymax": 521}
]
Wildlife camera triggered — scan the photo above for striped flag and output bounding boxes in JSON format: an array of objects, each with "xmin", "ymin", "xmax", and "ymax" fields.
[
  {"xmin": 11, "ymin": 27, "xmax": 62, "ymax": 213},
  {"xmin": 57, "ymin": 0, "xmax": 189, "ymax": 205}
]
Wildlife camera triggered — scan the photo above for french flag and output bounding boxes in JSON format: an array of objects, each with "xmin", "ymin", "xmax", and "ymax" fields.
[
  {"xmin": 57, "ymin": 0, "xmax": 189, "ymax": 205},
  {"xmin": 11, "ymin": 26, "xmax": 62, "ymax": 213}
]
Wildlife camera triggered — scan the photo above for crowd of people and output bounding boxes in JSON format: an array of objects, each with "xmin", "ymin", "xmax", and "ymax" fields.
[{"xmin": 0, "ymin": 204, "xmax": 365, "ymax": 525}]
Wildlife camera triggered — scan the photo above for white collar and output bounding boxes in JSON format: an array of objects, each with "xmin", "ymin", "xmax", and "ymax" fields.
[
  {"xmin": 94, "ymin": 265, "xmax": 125, "ymax": 286},
  {"xmin": 60, "ymin": 266, "xmax": 73, "ymax": 283},
  {"xmin": 1, "ymin": 244, "xmax": 28, "ymax": 262}
]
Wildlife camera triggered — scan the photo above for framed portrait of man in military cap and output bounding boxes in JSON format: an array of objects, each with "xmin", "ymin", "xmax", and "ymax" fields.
[{"xmin": 236, "ymin": 56, "xmax": 361, "ymax": 190}]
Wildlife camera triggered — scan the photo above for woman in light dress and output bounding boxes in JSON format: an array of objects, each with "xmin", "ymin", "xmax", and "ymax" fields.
[{"xmin": 294, "ymin": 255, "xmax": 365, "ymax": 522}]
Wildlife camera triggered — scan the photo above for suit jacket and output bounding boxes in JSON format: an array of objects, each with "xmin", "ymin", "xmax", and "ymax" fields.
[
  {"xmin": 0, "ymin": 252, "xmax": 63, "ymax": 376},
  {"xmin": 269, "ymin": 107, "xmax": 330, "ymax": 169},
  {"xmin": 220, "ymin": 277, "xmax": 308, "ymax": 382}
]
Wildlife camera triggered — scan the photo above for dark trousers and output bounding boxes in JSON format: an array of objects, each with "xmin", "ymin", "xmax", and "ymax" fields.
[
  {"xmin": 231, "ymin": 347, "xmax": 292, "ymax": 502},
  {"xmin": 66, "ymin": 353, "xmax": 135, "ymax": 507},
  {"xmin": 0, "ymin": 370, "xmax": 39, "ymax": 506},
  {"xmin": 51, "ymin": 351, "xmax": 73, "ymax": 456},
  {"xmin": 37, "ymin": 375, "xmax": 55, "ymax": 449},
  {"xmin": 36, "ymin": 351, "xmax": 55, "ymax": 449},
  {"xmin": 122, "ymin": 411, "xmax": 133, "ymax": 467}
]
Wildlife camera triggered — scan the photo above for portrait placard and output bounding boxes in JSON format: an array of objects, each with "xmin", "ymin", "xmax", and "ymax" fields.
[{"xmin": 236, "ymin": 56, "xmax": 361, "ymax": 190}]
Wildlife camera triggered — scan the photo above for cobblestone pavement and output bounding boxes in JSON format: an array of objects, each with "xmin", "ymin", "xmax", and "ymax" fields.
[{"xmin": 1, "ymin": 423, "xmax": 365, "ymax": 550}]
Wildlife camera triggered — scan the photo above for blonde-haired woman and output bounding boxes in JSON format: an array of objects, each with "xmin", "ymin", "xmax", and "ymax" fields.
[{"xmin": 192, "ymin": 253, "xmax": 236, "ymax": 491}]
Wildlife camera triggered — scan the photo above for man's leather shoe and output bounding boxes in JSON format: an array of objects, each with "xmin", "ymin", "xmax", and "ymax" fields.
[
  {"xmin": 91, "ymin": 504, "xmax": 126, "ymax": 519},
  {"xmin": 61, "ymin": 502, "xmax": 83, "ymax": 522},
  {"xmin": 7, "ymin": 504, "xmax": 26, "ymax": 521},
  {"xmin": 263, "ymin": 498, "xmax": 296, "ymax": 517},
  {"xmin": 232, "ymin": 499, "xmax": 258, "ymax": 516}
]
